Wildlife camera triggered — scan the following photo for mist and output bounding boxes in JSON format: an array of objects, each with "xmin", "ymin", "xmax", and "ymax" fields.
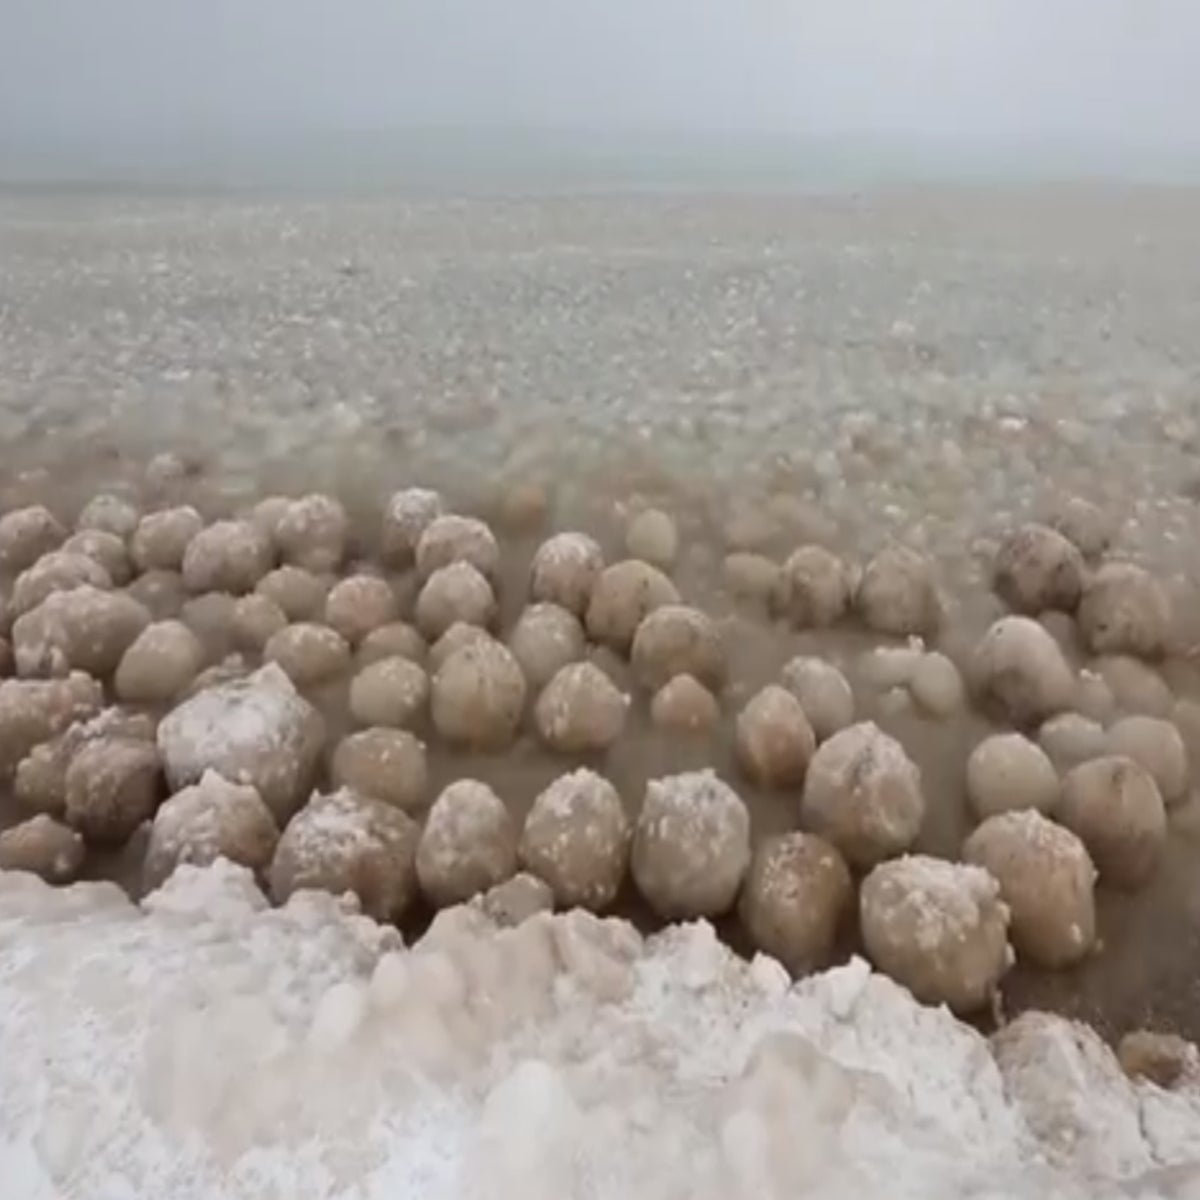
[{"xmin": 2, "ymin": 0, "xmax": 1198, "ymax": 183}]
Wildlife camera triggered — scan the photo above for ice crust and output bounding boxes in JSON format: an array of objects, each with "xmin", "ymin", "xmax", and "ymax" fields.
[{"xmin": 0, "ymin": 860, "xmax": 1198, "ymax": 1200}]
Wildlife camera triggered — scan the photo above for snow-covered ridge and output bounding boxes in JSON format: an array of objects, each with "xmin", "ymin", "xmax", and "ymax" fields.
[{"xmin": 0, "ymin": 860, "xmax": 1197, "ymax": 1200}]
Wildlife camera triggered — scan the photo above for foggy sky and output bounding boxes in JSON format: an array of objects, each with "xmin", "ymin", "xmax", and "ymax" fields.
[{"xmin": 2, "ymin": 0, "xmax": 1197, "ymax": 151}]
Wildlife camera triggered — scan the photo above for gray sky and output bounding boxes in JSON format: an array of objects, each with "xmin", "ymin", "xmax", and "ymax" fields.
[{"xmin": 2, "ymin": 0, "xmax": 1197, "ymax": 149}]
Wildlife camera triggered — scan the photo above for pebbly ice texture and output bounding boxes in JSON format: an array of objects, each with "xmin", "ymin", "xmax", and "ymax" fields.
[{"xmin": 0, "ymin": 475, "xmax": 1196, "ymax": 1055}]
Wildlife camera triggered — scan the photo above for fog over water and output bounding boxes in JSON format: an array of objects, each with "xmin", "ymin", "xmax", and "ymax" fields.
[{"xmin": 2, "ymin": 0, "xmax": 1198, "ymax": 185}]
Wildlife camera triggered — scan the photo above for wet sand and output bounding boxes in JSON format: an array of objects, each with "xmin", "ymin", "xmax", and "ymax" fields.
[{"xmin": 2, "ymin": 182, "xmax": 1200, "ymax": 1045}]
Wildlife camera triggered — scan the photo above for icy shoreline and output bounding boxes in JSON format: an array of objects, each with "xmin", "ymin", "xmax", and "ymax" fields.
[
  {"xmin": 3, "ymin": 185, "xmax": 1200, "ymax": 1198},
  {"xmin": 1, "ymin": 860, "xmax": 1197, "ymax": 1200}
]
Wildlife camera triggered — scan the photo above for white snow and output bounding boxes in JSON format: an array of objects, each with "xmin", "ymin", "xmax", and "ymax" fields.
[
  {"xmin": 1, "ymin": 859, "xmax": 1199, "ymax": 1200},
  {"xmin": 156, "ymin": 663, "xmax": 324, "ymax": 821}
]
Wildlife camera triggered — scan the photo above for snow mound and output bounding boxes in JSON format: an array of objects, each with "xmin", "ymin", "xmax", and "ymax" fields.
[{"xmin": 1, "ymin": 862, "xmax": 1198, "ymax": 1199}]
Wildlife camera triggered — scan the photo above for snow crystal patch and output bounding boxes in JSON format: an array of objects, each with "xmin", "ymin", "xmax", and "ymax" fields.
[
  {"xmin": 281, "ymin": 788, "xmax": 375, "ymax": 860},
  {"xmin": 157, "ymin": 663, "xmax": 300, "ymax": 774},
  {"xmin": 1, "ymin": 861, "xmax": 1199, "ymax": 1199},
  {"xmin": 155, "ymin": 663, "xmax": 324, "ymax": 824}
]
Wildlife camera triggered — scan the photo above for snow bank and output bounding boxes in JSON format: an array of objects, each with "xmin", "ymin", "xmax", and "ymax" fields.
[{"xmin": 1, "ymin": 861, "xmax": 1198, "ymax": 1200}]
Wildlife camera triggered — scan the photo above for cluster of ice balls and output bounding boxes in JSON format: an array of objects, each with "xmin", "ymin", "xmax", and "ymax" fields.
[{"xmin": 0, "ymin": 478, "xmax": 1193, "ymax": 1022}]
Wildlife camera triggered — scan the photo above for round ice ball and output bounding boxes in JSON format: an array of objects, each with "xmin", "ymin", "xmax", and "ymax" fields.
[
  {"xmin": 1106, "ymin": 715, "xmax": 1189, "ymax": 806},
  {"xmin": 0, "ymin": 506, "xmax": 67, "ymax": 575},
  {"xmin": 428, "ymin": 621, "xmax": 493, "ymax": 674},
  {"xmin": 415, "ymin": 514, "xmax": 500, "ymax": 583},
  {"xmin": 0, "ymin": 814, "xmax": 85, "ymax": 884},
  {"xmin": 416, "ymin": 779, "xmax": 518, "ymax": 907},
  {"xmin": 962, "ymin": 809, "xmax": 1096, "ymax": 969},
  {"xmin": 274, "ymin": 494, "xmax": 349, "ymax": 574},
  {"xmin": 649, "ymin": 673, "xmax": 720, "ymax": 734},
  {"xmin": 585, "ymin": 560, "xmax": 680, "ymax": 653},
  {"xmin": 800, "ymin": 721, "xmax": 924, "ymax": 869},
  {"xmin": 114, "ymin": 619, "xmax": 205, "ymax": 705},
  {"xmin": 1037, "ymin": 712, "xmax": 1107, "ymax": 772},
  {"xmin": 631, "ymin": 769, "xmax": 750, "ymax": 920},
  {"xmin": 263, "ymin": 622, "xmax": 351, "ymax": 688},
  {"xmin": 179, "ymin": 591, "xmax": 240, "ymax": 663},
  {"xmin": 734, "ymin": 684, "xmax": 816, "ymax": 789},
  {"xmin": 181, "ymin": 520, "xmax": 273, "ymax": 595},
  {"xmin": 357, "ymin": 621, "xmax": 427, "ymax": 668},
  {"xmin": 630, "ymin": 604, "xmax": 725, "ymax": 692},
  {"xmin": 255, "ymin": 565, "xmax": 331, "ymax": 622},
  {"xmin": 529, "ymin": 532, "xmax": 604, "ymax": 617},
  {"xmin": 131, "ymin": 506, "xmax": 203, "ymax": 573},
  {"xmin": 507, "ymin": 603, "xmax": 585, "ymax": 692},
  {"xmin": 231, "ymin": 593, "xmax": 288, "ymax": 653},
  {"xmin": 248, "ymin": 495, "xmax": 290, "ymax": 547},
  {"xmin": 737, "ymin": 831, "xmax": 853, "ymax": 977},
  {"xmin": 971, "ymin": 616, "xmax": 1076, "ymax": 728},
  {"xmin": 324, "ymin": 574, "xmax": 399, "ymax": 645},
  {"xmin": 779, "ymin": 656, "xmax": 854, "ymax": 742},
  {"xmin": 330, "ymin": 727, "xmax": 428, "ymax": 813},
  {"xmin": 966, "ymin": 733, "xmax": 1060, "ymax": 820},
  {"xmin": 143, "ymin": 770, "xmax": 279, "ymax": 892},
  {"xmin": 349, "ymin": 656, "xmax": 429, "ymax": 730},
  {"xmin": 415, "ymin": 561, "xmax": 497, "ymax": 641},
  {"xmin": 269, "ymin": 787, "xmax": 419, "ymax": 922},
  {"xmin": 380, "ymin": 487, "xmax": 444, "ymax": 567},
  {"xmin": 76, "ymin": 493, "xmax": 139, "ymax": 540},
  {"xmin": 860, "ymin": 854, "xmax": 1011, "ymax": 1015},
  {"xmin": 534, "ymin": 661, "xmax": 628, "ymax": 755},
  {"xmin": 64, "ymin": 736, "xmax": 162, "ymax": 846},
  {"xmin": 1058, "ymin": 755, "xmax": 1167, "ymax": 891},
  {"xmin": 1094, "ymin": 655, "xmax": 1173, "ymax": 717},
  {"xmin": 62, "ymin": 529, "xmax": 133, "ymax": 586},
  {"xmin": 910, "ymin": 652, "xmax": 966, "ymax": 719},
  {"xmin": 992, "ymin": 523, "xmax": 1085, "ymax": 615},
  {"xmin": 624, "ymin": 507, "xmax": 678, "ymax": 570},
  {"xmin": 1078, "ymin": 562, "xmax": 1172, "ymax": 659},
  {"xmin": 855, "ymin": 544, "xmax": 941, "ymax": 636},
  {"xmin": 518, "ymin": 768, "xmax": 631, "ymax": 911},
  {"xmin": 11, "ymin": 551, "xmax": 112, "ymax": 619},
  {"xmin": 772, "ymin": 545, "xmax": 851, "ymax": 629},
  {"xmin": 431, "ymin": 637, "xmax": 527, "ymax": 751},
  {"xmin": 1075, "ymin": 670, "xmax": 1118, "ymax": 725},
  {"xmin": 1048, "ymin": 496, "xmax": 1112, "ymax": 560},
  {"xmin": 13, "ymin": 586, "xmax": 151, "ymax": 680}
]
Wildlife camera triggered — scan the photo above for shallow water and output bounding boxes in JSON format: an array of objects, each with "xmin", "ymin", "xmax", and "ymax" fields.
[{"xmin": 2, "ymin": 183, "xmax": 1200, "ymax": 1045}]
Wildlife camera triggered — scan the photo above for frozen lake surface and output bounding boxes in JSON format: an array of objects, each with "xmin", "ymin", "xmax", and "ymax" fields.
[{"xmin": 1, "ymin": 183, "xmax": 1200, "ymax": 1195}]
